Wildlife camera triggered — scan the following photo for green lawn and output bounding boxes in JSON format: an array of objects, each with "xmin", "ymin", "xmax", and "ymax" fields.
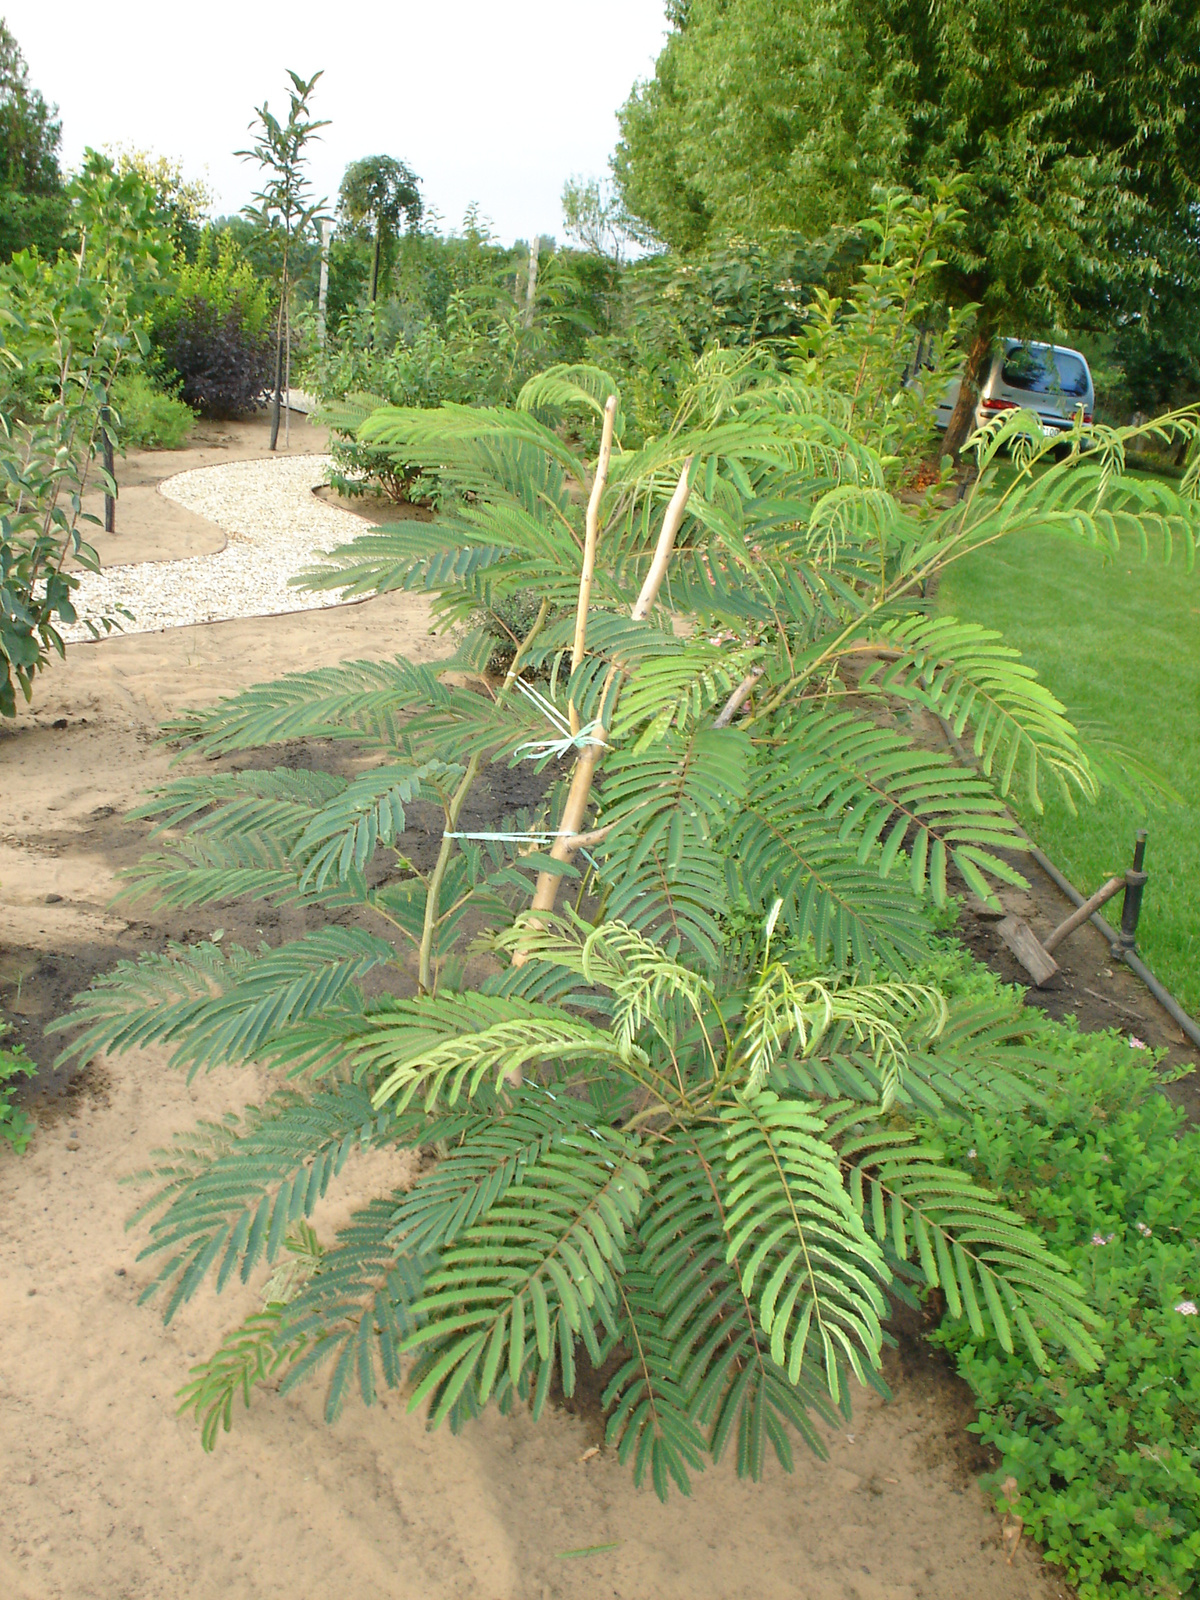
[{"xmin": 937, "ymin": 520, "xmax": 1200, "ymax": 1016}]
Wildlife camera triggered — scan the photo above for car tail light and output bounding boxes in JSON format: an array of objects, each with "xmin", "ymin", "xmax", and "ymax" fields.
[
  {"xmin": 1083, "ymin": 412, "xmax": 1093, "ymax": 423},
  {"xmin": 981, "ymin": 397, "xmax": 1015, "ymax": 411}
]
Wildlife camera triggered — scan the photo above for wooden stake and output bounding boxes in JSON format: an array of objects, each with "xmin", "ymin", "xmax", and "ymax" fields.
[
  {"xmin": 997, "ymin": 916, "xmax": 1059, "ymax": 987},
  {"xmin": 569, "ymin": 395, "xmax": 618, "ymax": 736},
  {"xmin": 1043, "ymin": 875, "xmax": 1124, "ymax": 953},
  {"xmin": 100, "ymin": 403, "xmax": 115, "ymax": 534}
]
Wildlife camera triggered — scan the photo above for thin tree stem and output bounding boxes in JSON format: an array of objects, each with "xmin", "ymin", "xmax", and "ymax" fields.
[{"xmin": 418, "ymin": 752, "xmax": 481, "ymax": 994}]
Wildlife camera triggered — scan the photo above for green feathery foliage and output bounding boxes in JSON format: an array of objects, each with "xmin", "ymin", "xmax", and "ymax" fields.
[{"xmin": 55, "ymin": 337, "xmax": 1200, "ymax": 1497}]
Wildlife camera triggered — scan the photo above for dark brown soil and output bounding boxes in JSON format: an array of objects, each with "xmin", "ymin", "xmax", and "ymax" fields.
[{"xmin": 951, "ymin": 846, "xmax": 1200, "ymax": 1120}]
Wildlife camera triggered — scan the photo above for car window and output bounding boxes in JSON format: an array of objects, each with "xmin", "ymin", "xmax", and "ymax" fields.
[{"xmin": 1001, "ymin": 346, "xmax": 1089, "ymax": 398}]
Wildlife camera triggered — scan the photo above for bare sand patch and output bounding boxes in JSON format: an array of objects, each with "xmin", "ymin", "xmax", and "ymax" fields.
[{"xmin": 0, "ymin": 423, "xmax": 1071, "ymax": 1600}]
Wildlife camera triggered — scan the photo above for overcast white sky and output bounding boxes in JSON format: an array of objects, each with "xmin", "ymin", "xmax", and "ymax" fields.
[{"xmin": 5, "ymin": 1, "xmax": 670, "ymax": 243}]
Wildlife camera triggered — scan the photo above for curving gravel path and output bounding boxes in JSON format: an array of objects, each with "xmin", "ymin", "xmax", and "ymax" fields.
[{"xmin": 63, "ymin": 454, "xmax": 361, "ymax": 640}]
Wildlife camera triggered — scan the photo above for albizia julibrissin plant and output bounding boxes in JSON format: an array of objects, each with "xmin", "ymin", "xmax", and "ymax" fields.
[{"xmin": 54, "ymin": 334, "xmax": 1199, "ymax": 1494}]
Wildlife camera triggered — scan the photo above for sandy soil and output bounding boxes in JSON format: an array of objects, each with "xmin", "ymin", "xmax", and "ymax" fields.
[{"xmin": 1, "ymin": 420, "xmax": 1080, "ymax": 1599}]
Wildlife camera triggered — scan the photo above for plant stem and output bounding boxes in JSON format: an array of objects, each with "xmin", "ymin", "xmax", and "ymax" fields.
[{"xmin": 418, "ymin": 753, "xmax": 480, "ymax": 994}]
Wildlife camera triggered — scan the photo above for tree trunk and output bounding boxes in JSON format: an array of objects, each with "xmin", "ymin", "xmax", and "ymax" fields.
[
  {"xmin": 522, "ymin": 236, "xmax": 539, "ymax": 330},
  {"xmin": 269, "ymin": 333, "xmax": 283, "ymax": 451},
  {"xmin": 940, "ymin": 320, "xmax": 995, "ymax": 463},
  {"xmin": 370, "ymin": 225, "xmax": 380, "ymax": 304},
  {"xmin": 284, "ymin": 294, "xmax": 291, "ymax": 449},
  {"xmin": 269, "ymin": 252, "xmax": 289, "ymax": 453},
  {"xmin": 317, "ymin": 222, "xmax": 332, "ymax": 350}
]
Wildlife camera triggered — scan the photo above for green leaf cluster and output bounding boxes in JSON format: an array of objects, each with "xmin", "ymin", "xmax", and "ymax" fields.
[
  {"xmin": 930, "ymin": 1021, "xmax": 1200, "ymax": 1599},
  {"xmin": 55, "ymin": 342, "xmax": 1199, "ymax": 1500}
]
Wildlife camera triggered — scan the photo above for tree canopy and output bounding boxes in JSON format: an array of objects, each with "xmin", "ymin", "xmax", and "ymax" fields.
[
  {"xmin": 337, "ymin": 155, "xmax": 422, "ymax": 302},
  {"xmin": 0, "ymin": 21, "xmax": 67, "ymax": 259},
  {"xmin": 615, "ymin": 0, "xmax": 1200, "ymax": 447}
]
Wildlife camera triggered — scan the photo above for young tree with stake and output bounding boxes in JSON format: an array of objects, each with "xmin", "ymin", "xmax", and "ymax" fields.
[{"xmin": 238, "ymin": 70, "xmax": 329, "ymax": 451}]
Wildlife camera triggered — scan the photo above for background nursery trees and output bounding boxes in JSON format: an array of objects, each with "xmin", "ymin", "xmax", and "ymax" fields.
[
  {"xmin": 0, "ymin": 153, "xmax": 171, "ymax": 715},
  {"xmin": 0, "ymin": 20, "xmax": 67, "ymax": 260},
  {"xmin": 615, "ymin": 0, "xmax": 1200, "ymax": 455},
  {"xmin": 55, "ymin": 203, "xmax": 1200, "ymax": 1495}
]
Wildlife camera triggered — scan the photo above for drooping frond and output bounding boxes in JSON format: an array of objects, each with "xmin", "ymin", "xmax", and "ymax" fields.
[
  {"xmin": 387, "ymin": 1092, "xmax": 602, "ymax": 1255},
  {"xmin": 610, "ymin": 642, "xmax": 761, "ymax": 748},
  {"xmin": 602, "ymin": 1263, "xmax": 710, "ymax": 1498},
  {"xmin": 605, "ymin": 1128, "xmax": 848, "ymax": 1500},
  {"xmin": 861, "ymin": 615, "xmax": 1094, "ymax": 812},
  {"xmin": 729, "ymin": 784, "xmax": 932, "ymax": 971},
  {"xmin": 161, "ymin": 657, "xmax": 450, "ymax": 756},
  {"xmin": 122, "ymin": 833, "xmax": 372, "ymax": 914},
  {"xmin": 593, "ymin": 727, "xmax": 752, "ymax": 966},
  {"xmin": 402, "ymin": 1127, "xmax": 648, "ymax": 1424},
  {"xmin": 776, "ymin": 706, "xmax": 1030, "ymax": 904},
  {"xmin": 176, "ymin": 1305, "xmax": 297, "ymax": 1449},
  {"xmin": 362, "ymin": 993, "xmax": 645, "ymax": 1113},
  {"xmin": 834, "ymin": 1112, "xmax": 1103, "ymax": 1370},
  {"xmin": 124, "ymin": 1080, "xmax": 401, "ymax": 1320},
  {"xmin": 358, "ymin": 402, "xmax": 587, "ymax": 493},
  {"xmin": 178, "ymin": 1203, "xmax": 428, "ymax": 1445},
  {"xmin": 52, "ymin": 928, "xmax": 397, "ymax": 1075},
  {"xmin": 517, "ymin": 363, "xmax": 625, "ymax": 439},
  {"xmin": 273, "ymin": 1199, "xmax": 427, "ymax": 1420},
  {"xmin": 783, "ymin": 992, "xmax": 1055, "ymax": 1118},
  {"xmin": 720, "ymin": 1091, "xmax": 889, "ymax": 1401}
]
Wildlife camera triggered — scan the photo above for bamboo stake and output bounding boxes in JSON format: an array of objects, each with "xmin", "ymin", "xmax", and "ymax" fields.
[
  {"xmin": 569, "ymin": 395, "xmax": 618, "ymax": 736},
  {"xmin": 517, "ymin": 456, "xmax": 694, "ymax": 938}
]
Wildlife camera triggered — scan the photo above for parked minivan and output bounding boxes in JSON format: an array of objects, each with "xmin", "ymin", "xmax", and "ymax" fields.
[{"xmin": 935, "ymin": 340, "xmax": 1094, "ymax": 441}]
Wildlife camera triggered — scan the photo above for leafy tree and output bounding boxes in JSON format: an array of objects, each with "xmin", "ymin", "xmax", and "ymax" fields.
[
  {"xmin": 561, "ymin": 175, "xmax": 630, "ymax": 263},
  {"xmin": 54, "ymin": 305, "xmax": 1200, "ymax": 1487},
  {"xmin": 615, "ymin": 0, "xmax": 1200, "ymax": 458},
  {"xmin": 237, "ymin": 69, "xmax": 329, "ymax": 450},
  {"xmin": 337, "ymin": 155, "xmax": 422, "ymax": 305},
  {"xmin": 109, "ymin": 146, "xmax": 213, "ymax": 262},
  {"xmin": 0, "ymin": 153, "xmax": 171, "ymax": 714},
  {"xmin": 0, "ymin": 20, "xmax": 67, "ymax": 259}
]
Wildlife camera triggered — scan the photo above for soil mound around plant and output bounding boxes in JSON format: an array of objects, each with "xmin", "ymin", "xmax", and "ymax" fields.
[{"xmin": 1, "ymin": 424, "xmax": 1075, "ymax": 1598}]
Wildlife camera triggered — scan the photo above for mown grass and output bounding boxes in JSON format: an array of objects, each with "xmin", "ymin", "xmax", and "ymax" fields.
[{"xmin": 937, "ymin": 513, "xmax": 1200, "ymax": 1016}]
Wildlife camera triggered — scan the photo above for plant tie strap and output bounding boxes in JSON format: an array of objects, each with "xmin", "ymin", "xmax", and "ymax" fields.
[{"xmin": 512, "ymin": 678, "xmax": 608, "ymax": 762}]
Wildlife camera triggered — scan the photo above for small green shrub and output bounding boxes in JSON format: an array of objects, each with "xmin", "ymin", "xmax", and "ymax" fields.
[
  {"xmin": 110, "ymin": 370, "xmax": 193, "ymax": 450},
  {"xmin": 152, "ymin": 236, "xmax": 273, "ymax": 415},
  {"xmin": 930, "ymin": 1026, "xmax": 1200, "ymax": 1599},
  {"xmin": 0, "ymin": 1025, "xmax": 35, "ymax": 1153}
]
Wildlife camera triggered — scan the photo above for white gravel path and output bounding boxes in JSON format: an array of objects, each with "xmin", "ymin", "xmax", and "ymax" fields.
[{"xmin": 63, "ymin": 454, "xmax": 361, "ymax": 640}]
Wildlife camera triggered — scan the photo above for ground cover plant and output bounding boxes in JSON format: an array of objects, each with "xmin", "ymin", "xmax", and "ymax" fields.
[
  {"xmin": 0, "ymin": 1021, "xmax": 35, "ymax": 1153},
  {"xmin": 52, "ymin": 251, "xmax": 1200, "ymax": 1497},
  {"xmin": 938, "ymin": 465, "xmax": 1200, "ymax": 1015},
  {"xmin": 109, "ymin": 369, "xmax": 193, "ymax": 450},
  {"xmin": 921, "ymin": 983, "xmax": 1200, "ymax": 1598}
]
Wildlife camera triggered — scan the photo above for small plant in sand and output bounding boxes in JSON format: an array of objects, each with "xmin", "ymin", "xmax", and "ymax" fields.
[
  {"xmin": 57, "ymin": 206, "xmax": 1200, "ymax": 1493},
  {"xmin": 0, "ymin": 1023, "xmax": 35, "ymax": 1153}
]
